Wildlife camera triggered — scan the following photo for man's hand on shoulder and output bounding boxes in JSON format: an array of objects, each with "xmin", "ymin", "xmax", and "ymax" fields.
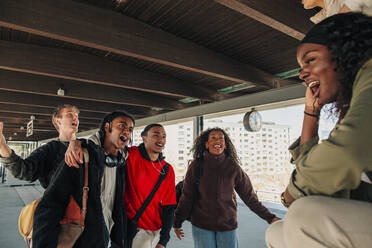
[{"xmin": 65, "ymin": 140, "xmax": 83, "ymax": 168}]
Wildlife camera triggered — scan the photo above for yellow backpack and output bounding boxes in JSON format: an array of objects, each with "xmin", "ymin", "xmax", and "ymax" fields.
[{"xmin": 18, "ymin": 198, "xmax": 41, "ymax": 247}]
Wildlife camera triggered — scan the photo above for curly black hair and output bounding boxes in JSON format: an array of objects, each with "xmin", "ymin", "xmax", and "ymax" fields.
[
  {"xmin": 191, "ymin": 127, "xmax": 240, "ymax": 166},
  {"xmin": 317, "ymin": 13, "xmax": 372, "ymax": 119}
]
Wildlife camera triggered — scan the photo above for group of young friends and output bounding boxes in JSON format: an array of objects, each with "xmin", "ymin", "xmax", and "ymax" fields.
[{"xmin": 0, "ymin": 10, "xmax": 371, "ymax": 248}]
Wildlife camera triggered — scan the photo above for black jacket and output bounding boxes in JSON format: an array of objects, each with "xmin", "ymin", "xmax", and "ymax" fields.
[
  {"xmin": 33, "ymin": 141, "xmax": 127, "ymax": 248},
  {"xmin": 0, "ymin": 140, "xmax": 68, "ymax": 188}
]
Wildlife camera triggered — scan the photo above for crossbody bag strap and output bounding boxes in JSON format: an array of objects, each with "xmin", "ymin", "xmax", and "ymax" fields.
[
  {"xmin": 80, "ymin": 148, "xmax": 89, "ymax": 226},
  {"xmin": 133, "ymin": 163, "xmax": 169, "ymax": 222}
]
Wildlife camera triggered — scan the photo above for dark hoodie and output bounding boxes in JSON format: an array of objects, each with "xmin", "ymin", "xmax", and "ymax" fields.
[{"xmin": 174, "ymin": 151, "xmax": 276, "ymax": 231}]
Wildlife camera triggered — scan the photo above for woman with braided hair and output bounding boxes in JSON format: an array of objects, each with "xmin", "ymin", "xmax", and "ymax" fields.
[{"xmin": 266, "ymin": 12, "xmax": 372, "ymax": 248}]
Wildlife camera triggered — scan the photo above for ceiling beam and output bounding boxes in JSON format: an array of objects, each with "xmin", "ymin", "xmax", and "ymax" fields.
[
  {"xmin": 0, "ymin": 42, "xmax": 186, "ymax": 110},
  {"xmin": 136, "ymin": 84, "xmax": 306, "ymax": 127},
  {"xmin": 0, "ymin": 0, "xmax": 281, "ymax": 88},
  {"xmin": 215, "ymin": 0, "xmax": 314, "ymax": 40},
  {"xmin": 0, "ymin": 113, "xmax": 99, "ymax": 125},
  {"xmin": 0, "ymin": 103, "xmax": 104, "ymax": 121},
  {"xmin": 1, "ymin": 122, "xmax": 95, "ymax": 134},
  {"xmin": 0, "ymin": 90, "xmax": 154, "ymax": 117}
]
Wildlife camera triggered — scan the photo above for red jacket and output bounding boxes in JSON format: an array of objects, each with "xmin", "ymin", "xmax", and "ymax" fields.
[{"xmin": 125, "ymin": 143, "xmax": 176, "ymax": 246}]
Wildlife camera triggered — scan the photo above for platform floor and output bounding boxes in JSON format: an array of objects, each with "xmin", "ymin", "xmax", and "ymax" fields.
[{"xmin": 0, "ymin": 172, "xmax": 286, "ymax": 248}]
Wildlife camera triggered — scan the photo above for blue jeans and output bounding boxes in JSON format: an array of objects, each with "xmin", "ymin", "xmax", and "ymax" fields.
[{"xmin": 192, "ymin": 225, "xmax": 238, "ymax": 248}]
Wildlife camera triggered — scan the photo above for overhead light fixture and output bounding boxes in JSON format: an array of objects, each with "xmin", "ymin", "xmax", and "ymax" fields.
[
  {"xmin": 57, "ymin": 88, "xmax": 65, "ymax": 96},
  {"xmin": 13, "ymin": 132, "xmax": 17, "ymax": 136},
  {"xmin": 8, "ymin": 136, "xmax": 12, "ymax": 141},
  {"xmin": 30, "ymin": 115, "xmax": 36, "ymax": 121},
  {"xmin": 20, "ymin": 126, "xmax": 25, "ymax": 130}
]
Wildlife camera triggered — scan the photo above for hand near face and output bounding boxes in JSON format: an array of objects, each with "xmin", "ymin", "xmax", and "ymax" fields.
[
  {"xmin": 65, "ymin": 140, "xmax": 83, "ymax": 168},
  {"xmin": 303, "ymin": 84, "xmax": 322, "ymax": 114},
  {"xmin": 173, "ymin": 227, "xmax": 185, "ymax": 240}
]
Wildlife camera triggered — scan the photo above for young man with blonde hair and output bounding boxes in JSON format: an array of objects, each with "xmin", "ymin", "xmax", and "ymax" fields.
[{"xmin": 0, "ymin": 104, "xmax": 79, "ymax": 188}]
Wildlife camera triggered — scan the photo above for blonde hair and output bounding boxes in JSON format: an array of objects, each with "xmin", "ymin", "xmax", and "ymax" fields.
[{"xmin": 51, "ymin": 104, "xmax": 79, "ymax": 131}]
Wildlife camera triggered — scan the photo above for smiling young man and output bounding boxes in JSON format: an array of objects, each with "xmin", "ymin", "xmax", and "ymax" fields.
[
  {"xmin": 33, "ymin": 111, "xmax": 135, "ymax": 248},
  {"xmin": 125, "ymin": 123, "xmax": 176, "ymax": 248},
  {"xmin": 0, "ymin": 104, "xmax": 79, "ymax": 188}
]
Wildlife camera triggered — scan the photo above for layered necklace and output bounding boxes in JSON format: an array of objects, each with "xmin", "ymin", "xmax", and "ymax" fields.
[{"xmin": 151, "ymin": 158, "xmax": 166, "ymax": 175}]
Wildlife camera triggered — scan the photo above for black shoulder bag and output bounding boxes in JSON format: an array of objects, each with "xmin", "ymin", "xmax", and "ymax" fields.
[
  {"xmin": 127, "ymin": 163, "xmax": 169, "ymax": 247},
  {"xmin": 175, "ymin": 159, "xmax": 203, "ymax": 221}
]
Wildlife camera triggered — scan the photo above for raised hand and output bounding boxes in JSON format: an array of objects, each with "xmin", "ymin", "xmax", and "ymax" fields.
[
  {"xmin": 303, "ymin": 84, "xmax": 322, "ymax": 114},
  {"xmin": 0, "ymin": 122, "xmax": 12, "ymax": 158}
]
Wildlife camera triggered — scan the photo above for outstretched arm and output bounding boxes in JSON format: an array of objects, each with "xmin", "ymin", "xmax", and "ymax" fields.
[
  {"xmin": 235, "ymin": 168, "xmax": 277, "ymax": 223},
  {"xmin": 0, "ymin": 131, "xmax": 58, "ymax": 183},
  {"xmin": 0, "ymin": 122, "xmax": 12, "ymax": 158}
]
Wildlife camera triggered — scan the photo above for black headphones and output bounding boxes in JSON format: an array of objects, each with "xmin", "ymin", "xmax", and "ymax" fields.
[{"xmin": 105, "ymin": 152, "xmax": 125, "ymax": 168}]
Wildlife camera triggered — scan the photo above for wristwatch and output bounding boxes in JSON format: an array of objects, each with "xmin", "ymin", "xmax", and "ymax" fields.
[{"xmin": 280, "ymin": 192, "xmax": 290, "ymax": 208}]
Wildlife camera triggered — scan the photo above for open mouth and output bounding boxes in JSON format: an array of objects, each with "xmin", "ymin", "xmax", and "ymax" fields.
[
  {"xmin": 119, "ymin": 136, "xmax": 127, "ymax": 142},
  {"xmin": 71, "ymin": 122, "xmax": 78, "ymax": 127},
  {"xmin": 213, "ymin": 144, "xmax": 222, "ymax": 149},
  {"xmin": 155, "ymin": 142, "xmax": 164, "ymax": 148},
  {"xmin": 307, "ymin": 81, "xmax": 320, "ymax": 95}
]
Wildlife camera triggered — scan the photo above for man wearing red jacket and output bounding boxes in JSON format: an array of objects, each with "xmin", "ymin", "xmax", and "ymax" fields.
[{"xmin": 125, "ymin": 124, "xmax": 176, "ymax": 248}]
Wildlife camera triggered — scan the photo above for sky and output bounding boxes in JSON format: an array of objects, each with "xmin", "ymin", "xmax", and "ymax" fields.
[{"xmin": 205, "ymin": 103, "xmax": 337, "ymax": 142}]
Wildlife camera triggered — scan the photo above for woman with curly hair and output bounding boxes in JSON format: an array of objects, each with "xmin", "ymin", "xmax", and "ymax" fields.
[
  {"xmin": 173, "ymin": 128, "xmax": 280, "ymax": 248},
  {"xmin": 265, "ymin": 12, "xmax": 372, "ymax": 248}
]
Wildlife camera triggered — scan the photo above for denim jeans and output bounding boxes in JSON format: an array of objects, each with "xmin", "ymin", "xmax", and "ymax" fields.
[{"xmin": 192, "ymin": 225, "xmax": 238, "ymax": 248}]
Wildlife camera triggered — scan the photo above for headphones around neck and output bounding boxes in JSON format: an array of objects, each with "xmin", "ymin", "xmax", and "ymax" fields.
[{"xmin": 105, "ymin": 152, "xmax": 125, "ymax": 168}]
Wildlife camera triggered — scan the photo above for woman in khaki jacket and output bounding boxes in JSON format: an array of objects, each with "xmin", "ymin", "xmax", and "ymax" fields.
[{"xmin": 266, "ymin": 12, "xmax": 372, "ymax": 248}]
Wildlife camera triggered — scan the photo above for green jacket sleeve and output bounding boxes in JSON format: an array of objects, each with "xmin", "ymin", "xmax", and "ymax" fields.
[{"xmin": 288, "ymin": 59, "xmax": 372, "ymax": 199}]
